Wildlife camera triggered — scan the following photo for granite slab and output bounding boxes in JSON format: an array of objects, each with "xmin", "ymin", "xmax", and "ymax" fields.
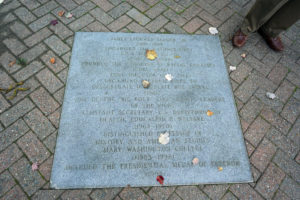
[{"xmin": 51, "ymin": 32, "xmax": 252, "ymax": 189}]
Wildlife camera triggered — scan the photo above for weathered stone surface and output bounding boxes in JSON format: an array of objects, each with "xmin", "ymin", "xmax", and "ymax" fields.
[{"xmin": 51, "ymin": 33, "xmax": 251, "ymax": 189}]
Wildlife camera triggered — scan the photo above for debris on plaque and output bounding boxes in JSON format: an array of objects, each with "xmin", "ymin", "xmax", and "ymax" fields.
[
  {"xmin": 241, "ymin": 53, "xmax": 246, "ymax": 58},
  {"xmin": 165, "ymin": 74, "xmax": 173, "ymax": 81},
  {"xmin": 66, "ymin": 12, "xmax": 73, "ymax": 18},
  {"xmin": 32, "ymin": 163, "xmax": 39, "ymax": 171},
  {"xmin": 158, "ymin": 132, "xmax": 170, "ymax": 145},
  {"xmin": 192, "ymin": 157, "xmax": 199, "ymax": 165},
  {"xmin": 266, "ymin": 92, "xmax": 276, "ymax": 99},
  {"xmin": 206, "ymin": 110, "xmax": 213, "ymax": 116},
  {"xmin": 218, "ymin": 167, "xmax": 223, "ymax": 171},
  {"xmin": 58, "ymin": 10, "xmax": 65, "ymax": 17},
  {"xmin": 142, "ymin": 80, "xmax": 150, "ymax": 88},
  {"xmin": 50, "ymin": 19, "xmax": 58, "ymax": 26},
  {"xmin": 146, "ymin": 49, "xmax": 157, "ymax": 60},
  {"xmin": 50, "ymin": 57, "xmax": 56, "ymax": 64},
  {"xmin": 208, "ymin": 27, "xmax": 218, "ymax": 35},
  {"xmin": 8, "ymin": 60, "xmax": 16, "ymax": 67},
  {"xmin": 229, "ymin": 66, "xmax": 236, "ymax": 71},
  {"xmin": 156, "ymin": 175, "xmax": 164, "ymax": 185}
]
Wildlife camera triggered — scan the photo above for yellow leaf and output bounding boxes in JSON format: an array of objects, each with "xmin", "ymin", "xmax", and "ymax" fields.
[
  {"xmin": 9, "ymin": 60, "xmax": 16, "ymax": 67},
  {"xmin": 206, "ymin": 110, "xmax": 213, "ymax": 116},
  {"xmin": 218, "ymin": 166, "xmax": 223, "ymax": 171},
  {"xmin": 146, "ymin": 49, "xmax": 157, "ymax": 60},
  {"xmin": 175, "ymin": 55, "xmax": 180, "ymax": 58}
]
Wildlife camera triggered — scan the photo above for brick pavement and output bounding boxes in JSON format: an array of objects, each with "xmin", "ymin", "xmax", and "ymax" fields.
[{"xmin": 0, "ymin": 0, "xmax": 299, "ymax": 199}]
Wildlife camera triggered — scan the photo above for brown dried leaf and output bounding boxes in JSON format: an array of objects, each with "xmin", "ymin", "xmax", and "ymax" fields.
[
  {"xmin": 9, "ymin": 60, "xmax": 16, "ymax": 67},
  {"xmin": 146, "ymin": 49, "xmax": 157, "ymax": 60},
  {"xmin": 58, "ymin": 10, "xmax": 65, "ymax": 17}
]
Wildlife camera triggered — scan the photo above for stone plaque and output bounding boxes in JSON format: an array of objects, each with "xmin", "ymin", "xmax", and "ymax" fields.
[{"xmin": 51, "ymin": 32, "xmax": 252, "ymax": 189}]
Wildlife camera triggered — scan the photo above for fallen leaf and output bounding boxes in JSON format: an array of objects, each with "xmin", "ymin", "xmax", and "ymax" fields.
[
  {"xmin": 8, "ymin": 60, "xmax": 16, "ymax": 67},
  {"xmin": 32, "ymin": 163, "xmax": 39, "ymax": 171},
  {"xmin": 241, "ymin": 53, "xmax": 246, "ymax": 58},
  {"xmin": 192, "ymin": 157, "xmax": 199, "ymax": 165},
  {"xmin": 206, "ymin": 110, "xmax": 213, "ymax": 116},
  {"xmin": 158, "ymin": 132, "xmax": 169, "ymax": 145},
  {"xmin": 208, "ymin": 27, "xmax": 218, "ymax": 35},
  {"xmin": 50, "ymin": 19, "xmax": 58, "ymax": 26},
  {"xmin": 229, "ymin": 66, "xmax": 236, "ymax": 71},
  {"xmin": 175, "ymin": 55, "xmax": 180, "ymax": 58},
  {"xmin": 58, "ymin": 10, "xmax": 65, "ymax": 17},
  {"xmin": 142, "ymin": 80, "xmax": 150, "ymax": 88},
  {"xmin": 218, "ymin": 166, "xmax": 223, "ymax": 171},
  {"xmin": 156, "ymin": 175, "xmax": 164, "ymax": 185},
  {"xmin": 50, "ymin": 57, "xmax": 56, "ymax": 64},
  {"xmin": 165, "ymin": 74, "xmax": 173, "ymax": 81},
  {"xmin": 146, "ymin": 49, "xmax": 157, "ymax": 60},
  {"xmin": 266, "ymin": 92, "xmax": 276, "ymax": 99},
  {"xmin": 66, "ymin": 12, "xmax": 73, "ymax": 18}
]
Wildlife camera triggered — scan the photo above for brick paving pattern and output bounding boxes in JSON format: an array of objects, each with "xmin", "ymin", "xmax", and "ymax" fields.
[{"xmin": 0, "ymin": 0, "xmax": 299, "ymax": 199}]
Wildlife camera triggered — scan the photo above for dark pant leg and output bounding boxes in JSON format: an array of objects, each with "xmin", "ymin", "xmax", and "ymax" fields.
[
  {"xmin": 241, "ymin": 0, "xmax": 288, "ymax": 35},
  {"xmin": 261, "ymin": 0, "xmax": 300, "ymax": 37}
]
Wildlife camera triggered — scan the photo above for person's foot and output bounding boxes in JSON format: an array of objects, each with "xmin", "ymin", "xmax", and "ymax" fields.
[
  {"xmin": 232, "ymin": 29, "xmax": 248, "ymax": 47},
  {"xmin": 258, "ymin": 29, "xmax": 284, "ymax": 51}
]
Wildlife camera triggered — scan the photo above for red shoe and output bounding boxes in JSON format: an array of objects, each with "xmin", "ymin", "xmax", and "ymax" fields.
[{"xmin": 232, "ymin": 29, "xmax": 248, "ymax": 47}]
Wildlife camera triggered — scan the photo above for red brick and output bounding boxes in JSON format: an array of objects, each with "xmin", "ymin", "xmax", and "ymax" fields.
[
  {"xmin": 0, "ymin": 171, "xmax": 16, "ymax": 196},
  {"xmin": 275, "ymin": 80, "xmax": 295, "ymax": 103},
  {"xmin": 30, "ymin": 87, "xmax": 60, "ymax": 115},
  {"xmin": 183, "ymin": 17, "xmax": 205, "ymax": 33},
  {"xmin": 181, "ymin": 4, "xmax": 202, "ymax": 20},
  {"xmin": 91, "ymin": 0, "xmax": 114, "ymax": 11},
  {"xmin": 0, "ymin": 185, "xmax": 27, "ymax": 200},
  {"xmin": 255, "ymin": 163, "xmax": 285, "ymax": 199},
  {"xmin": 267, "ymin": 64, "xmax": 288, "ymax": 85},
  {"xmin": 17, "ymin": 131, "xmax": 50, "ymax": 163},
  {"xmin": 0, "ymin": 144, "xmax": 23, "ymax": 173},
  {"xmin": 244, "ymin": 117, "xmax": 271, "ymax": 147},
  {"xmin": 230, "ymin": 184, "xmax": 263, "ymax": 200},
  {"xmin": 261, "ymin": 108, "xmax": 291, "ymax": 135},
  {"xmin": 36, "ymin": 68, "xmax": 64, "ymax": 93},
  {"xmin": 9, "ymin": 157, "xmax": 45, "ymax": 196},
  {"xmin": 245, "ymin": 140, "xmax": 255, "ymax": 156},
  {"xmin": 24, "ymin": 108, "xmax": 56, "ymax": 139},
  {"xmin": 127, "ymin": 22, "xmax": 150, "ymax": 33},
  {"xmin": 250, "ymin": 138, "xmax": 276, "ymax": 172},
  {"xmin": 39, "ymin": 156, "xmax": 53, "ymax": 180},
  {"xmin": 108, "ymin": 15, "xmax": 132, "ymax": 32},
  {"xmin": 61, "ymin": 190, "xmax": 92, "ymax": 200},
  {"xmin": 280, "ymin": 97, "xmax": 300, "ymax": 124},
  {"xmin": 198, "ymin": 10, "xmax": 222, "ymax": 27}
]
